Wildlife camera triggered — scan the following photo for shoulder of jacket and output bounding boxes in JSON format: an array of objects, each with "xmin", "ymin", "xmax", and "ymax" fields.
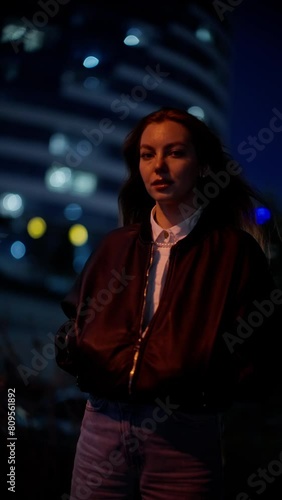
[
  {"xmin": 209, "ymin": 225, "xmax": 265, "ymax": 254},
  {"xmin": 75, "ymin": 223, "xmax": 142, "ymax": 282},
  {"xmin": 101, "ymin": 223, "xmax": 141, "ymax": 243},
  {"xmin": 213, "ymin": 225, "xmax": 258, "ymax": 243},
  {"xmin": 88, "ymin": 224, "xmax": 141, "ymax": 258}
]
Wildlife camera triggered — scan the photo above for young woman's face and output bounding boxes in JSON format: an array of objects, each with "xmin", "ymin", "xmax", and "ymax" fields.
[{"xmin": 139, "ymin": 120, "xmax": 201, "ymax": 208}]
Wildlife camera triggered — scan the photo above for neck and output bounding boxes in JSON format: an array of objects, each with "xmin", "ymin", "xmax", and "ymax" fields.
[{"xmin": 155, "ymin": 202, "xmax": 197, "ymax": 229}]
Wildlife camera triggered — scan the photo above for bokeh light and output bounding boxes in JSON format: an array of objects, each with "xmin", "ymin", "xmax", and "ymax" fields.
[
  {"xmin": 45, "ymin": 165, "xmax": 72, "ymax": 192},
  {"xmin": 83, "ymin": 56, "xmax": 99, "ymax": 68},
  {"xmin": 188, "ymin": 106, "xmax": 205, "ymax": 120},
  {"xmin": 255, "ymin": 207, "xmax": 271, "ymax": 224},
  {"xmin": 124, "ymin": 35, "xmax": 140, "ymax": 46},
  {"xmin": 10, "ymin": 240, "xmax": 26, "ymax": 259},
  {"xmin": 27, "ymin": 217, "xmax": 47, "ymax": 239},
  {"xmin": 64, "ymin": 203, "xmax": 83, "ymax": 221},
  {"xmin": 0, "ymin": 193, "xmax": 24, "ymax": 218},
  {"xmin": 195, "ymin": 27, "xmax": 213, "ymax": 43},
  {"xmin": 68, "ymin": 224, "xmax": 88, "ymax": 246}
]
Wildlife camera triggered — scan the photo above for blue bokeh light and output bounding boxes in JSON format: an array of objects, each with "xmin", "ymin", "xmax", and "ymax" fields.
[
  {"xmin": 124, "ymin": 35, "xmax": 140, "ymax": 46},
  {"xmin": 83, "ymin": 56, "xmax": 99, "ymax": 68},
  {"xmin": 64, "ymin": 203, "xmax": 83, "ymax": 221},
  {"xmin": 255, "ymin": 206, "xmax": 271, "ymax": 224},
  {"xmin": 10, "ymin": 241, "xmax": 26, "ymax": 259}
]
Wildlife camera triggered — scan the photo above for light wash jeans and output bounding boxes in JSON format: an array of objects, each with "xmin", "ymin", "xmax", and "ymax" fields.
[{"xmin": 70, "ymin": 394, "xmax": 224, "ymax": 499}]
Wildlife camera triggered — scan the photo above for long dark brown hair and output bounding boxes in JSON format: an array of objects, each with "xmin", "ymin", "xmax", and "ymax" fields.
[{"xmin": 118, "ymin": 107, "xmax": 274, "ymax": 253}]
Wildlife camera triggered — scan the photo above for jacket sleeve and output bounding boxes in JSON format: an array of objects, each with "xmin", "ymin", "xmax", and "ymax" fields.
[
  {"xmin": 54, "ymin": 247, "xmax": 97, "ymax": 376},
  {"xmin": 54, "ymin": 227, "xmax": 121, "ymax": 377},
  {"xmin": 226, "ymin": 233, "xmax": 282, "ymax": 404}
]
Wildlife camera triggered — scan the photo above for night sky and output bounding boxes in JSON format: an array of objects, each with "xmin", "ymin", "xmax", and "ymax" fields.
[{"xmin": 229, "ymin": 0, "xmax": 282, "ymax": 211}]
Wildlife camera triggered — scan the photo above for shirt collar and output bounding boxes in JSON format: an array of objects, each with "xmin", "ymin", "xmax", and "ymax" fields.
[{"xmin": 150, "ymin": 205, "xmax": 203, "ymax": 244}]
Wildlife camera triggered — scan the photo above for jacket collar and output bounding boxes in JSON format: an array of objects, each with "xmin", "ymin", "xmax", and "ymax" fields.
[
  {"xmin": 150, "ymin": 205, "xmax": 203, "ymax": 245},
  {"xmin": 139, "ymin": 205, "xmax": 225, "ymax": 248}
]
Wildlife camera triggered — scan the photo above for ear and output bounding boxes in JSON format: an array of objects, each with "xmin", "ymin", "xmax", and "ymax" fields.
[{"xmin": 200, "ymin": 164, "xmax": 210, "ymax": 178}]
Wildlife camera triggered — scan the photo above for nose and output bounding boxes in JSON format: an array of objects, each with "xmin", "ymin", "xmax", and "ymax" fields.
[{"xmin": 154, "ymin": 152, "xmax": 167, "ymax": 171}]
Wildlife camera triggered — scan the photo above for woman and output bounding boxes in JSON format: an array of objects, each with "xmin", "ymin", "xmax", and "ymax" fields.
[{"xmin": 55, "ymin": 108, "xmax": 281, "ymax": 499}]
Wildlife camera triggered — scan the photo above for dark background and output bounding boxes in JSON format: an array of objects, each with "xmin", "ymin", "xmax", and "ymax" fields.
[
  {"xmin": 229, "ymin": 0, "xmax": 282, "ymax": 209},
  {"xmin": 0, "ymin": 1, "xmax": 282, "ymax": 499}
]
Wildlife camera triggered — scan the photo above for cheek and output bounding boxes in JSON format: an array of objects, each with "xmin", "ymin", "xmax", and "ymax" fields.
[
  {"xmin": 180, "ymin": 163, "xmax": 200, "ymax": 184},
  {"xmin": 174, "ymin": 169, "xmax": 199, "ymax": 194},
  {"xmin": 139, "ymin": 164, "xmax": 148, "ymax": 184}
]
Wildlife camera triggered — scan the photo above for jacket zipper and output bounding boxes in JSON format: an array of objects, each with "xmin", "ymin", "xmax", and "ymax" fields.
[
  {"xmin": 128, "ymin": 243, "xmax": 154, "ymax": 395},
  {"xmin": 128, "ymin": 244, "xmax": 180, "ymax": 395}
]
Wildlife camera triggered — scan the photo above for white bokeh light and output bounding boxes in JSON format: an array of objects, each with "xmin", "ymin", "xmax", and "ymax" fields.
[
  {"xmin": 45, "ymin": 165, "xmax": 72, "ymax": 192},
  {"xmin": 0, "ymin": 193, "xmax": 24, "ymax": 218},
  {"xmin": 188, "ymin": 106, "xmax": 206, "ymax": 121},
  {"xmin": 83, "ymin": 56, "xmax": 99, "ymax": 68},
  {"xmin": 195, "ymin": 28, "xmax": 213, "ymax": 43},
  {"xmin": 124, "ymin": 35, "xmax": 140, "ymax": 46}
]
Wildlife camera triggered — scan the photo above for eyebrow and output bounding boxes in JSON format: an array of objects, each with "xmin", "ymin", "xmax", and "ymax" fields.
[{"xmin": 140, "ymin": 142, "xmax": 188, "ymax": 150}]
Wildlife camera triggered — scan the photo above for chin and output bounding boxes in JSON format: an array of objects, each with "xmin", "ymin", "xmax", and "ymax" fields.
[{"xmin": 151, "ymin": 194, "xmax": 175, "ymax": 203}]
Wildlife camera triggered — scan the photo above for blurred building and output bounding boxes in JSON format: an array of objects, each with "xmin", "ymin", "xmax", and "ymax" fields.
[{"xmin": 0, "ymin": 0, "xmax": 231, "ymax": 293}]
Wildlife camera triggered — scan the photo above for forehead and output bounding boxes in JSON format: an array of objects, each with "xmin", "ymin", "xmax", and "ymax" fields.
[{"xmin": 140, "ymin": 120, "xmax": 190, "ymax": 145}]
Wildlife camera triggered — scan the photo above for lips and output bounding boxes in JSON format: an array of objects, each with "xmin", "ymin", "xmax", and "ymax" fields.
[{"xmin": 151, "ymin": 179, "xmax": 173, "ymax": 186}]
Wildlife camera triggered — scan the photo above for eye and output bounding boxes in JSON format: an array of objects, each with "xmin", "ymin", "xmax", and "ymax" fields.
[
  {"xmin": 168, "ymin": 149, "xmax": 186, "ymax": 158},
  {"xmin": 140, "ymin": 152, "xmax": 153, "ymax": 160}
]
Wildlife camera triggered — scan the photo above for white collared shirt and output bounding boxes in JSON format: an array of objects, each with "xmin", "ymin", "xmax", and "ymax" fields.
[{"xmin": 142, "ymin": 205, "xmax": 203, "ymax": 328}]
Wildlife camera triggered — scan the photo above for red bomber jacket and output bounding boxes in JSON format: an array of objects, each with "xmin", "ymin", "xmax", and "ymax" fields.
[{"xmin": 55, "ymin": 210, "xmax": 282, "ymax": 412}]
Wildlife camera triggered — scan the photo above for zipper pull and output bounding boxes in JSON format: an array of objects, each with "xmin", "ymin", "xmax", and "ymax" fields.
[{"xmin": 128, "ymin": 338, "xmax": 142, "ymax": 394}]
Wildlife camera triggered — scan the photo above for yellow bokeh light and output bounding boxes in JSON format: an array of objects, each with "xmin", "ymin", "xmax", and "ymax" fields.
[
  {"xmin": 68, "ymin": 224, "xmax": 88, "ymax": 246},
  {"xmin": 27, "ymin": 217, "xmax": 47, "ymax": 239}
]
